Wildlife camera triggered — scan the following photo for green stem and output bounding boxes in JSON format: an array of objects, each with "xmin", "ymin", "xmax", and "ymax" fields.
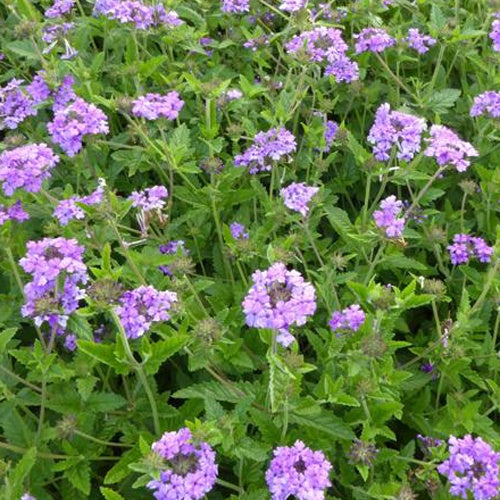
[
  {"xmin": 0, "ymin": 365, "xmax": 42, "ymax": 393},
  {"xmin": 303, "ymin": 221, "xmax": 325, "ymax": 268},
  {"xmin": 405, "ymin": 166, "xmax": 445, "ymax": 216},
  {"xmin": 216, "ymin": 478, "xmax": 245, "ymax": 495},
  {"xmin": 363, "ymin": 244, "xmax": 386, "ymax": 285},
  {"xmin": 470, "ymin": 260, "xmax": 500, "ymax": 315},
  {"xmin": 362, "ymin": 174, "xmax": 372, "ymax": 230},
  {"xmin": 374, "ymin": 53, "xmax": 417, "ymax": 101},
  {"xmin": 74, "ymin": 430, "xmax": 133, "ymax": 448},
  {"xmin": 431, "ymin": 301, "xmax": 442, "ymax": 341}
]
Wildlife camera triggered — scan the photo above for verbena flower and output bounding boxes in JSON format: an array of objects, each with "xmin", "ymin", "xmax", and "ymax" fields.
[
  {"xmin": 424, "ymin": 125, "xmax": 478, "ymax": 172},
  {"xmin": 404, "ymin": 28, "xmax": 436, "ymax": 54},
  {"xmin": 447, "ymin": 234, "xmax": 494, "ymax": 265},
  {"xmin": 324, "ymin": 55, "xmax": 359, "ymax": 83},
  {"xmin": 266, "ymin": 440, "xmax": 332, "ymax": 499},
  {"xmin": 490, "ymin": 18, "xmax": 500, "ymax": 52},
  {"xmin": 470, "ymin": 91, "xmax": 500, "ymax": 118},
  {"xmin": 281, "ymin": 182, "xmax": 319, "ymax": 217},
  {"xmin": 367, "ymin": 103, "xmax": 427, "ymax": 161},
  {"xmin": 129, "ymin": 185, "xmax": 168, "ymax": 211},
  {"xmin": 279, "ymin": 0, "xmax": 307, "ymax": 12},
  {"xmin": 53, "ymin": 75, "xmax": 77, "ymax": 111},
  {"xmin": 19, "ymin": 237, "xmax": 88, "ymax": 328},
  {"xmin": 115, "ymin": 285, "xmax": 178, "ymax": 339},
  {"xmin": 221, "ymin": 0, "xmax": 250, "ymax": 13},
  {"xmin": 48, "ymin": 97, "xmax": 109, "ymax": 156},
  {"xmin": 373, "ymin": 195, "xmax": 405, "ymax": 238},
  {"xmin": 45, "ymin": 0, "xmax": 75, "ymax": 18},
  {"xmin": 26, "ymin": 72, "xmax": 51, "ymax": 104},
  {"xmin": 329, "ymin": 304, "xmax": 365, "ymax": 334},
  {"xmin": 0, "ymin": 143, "xmax": 59, "ymax": 196},
  {"xmin": 159, "ymin": 240, "xmax": 189, "ymax": 277},
  {"xmin": 42, "ymin": 22, "xmax": 75, "ymax": 50},
  {"xmin": 230, "ymin": 222, "xmax": 249, "ymax": 239},
  {"xmin": 323, "ymin": 120, "xmax": 338, "ymax": 152},
  {"xmin": 0, "ymin": 200, "xmax": 30, "ymax": 225},
  {"xmin": 437, "ymin": 435, "xmax": 500, "ymax": 499},
  {"xmin": 1, "ymin": 79, "xmax": 38, "ymax": 129},
  {"xmin": 53, "ymin": 184, "xmax": 104, "ymax": 225},
  {"xmin": 131, "ymin": 92, "xmax": 184, "ymax": 120},
  {"xmin": 21, "ymin": 494, "xmax": 36, "ymax": 500},
  {"xmin": 147, "ymin": 427, "xmax": 218, "ymax": 500},
  {"xmin": 242, "ymin": 262, "xmax": 316, "ymax": 347},
  {"xmin": 234, "ymin": 127, "xmax": 296, "ymax": 174},
  {"xmin": 354, "ymin": 28, "xmax": 395, "ymax": 54},
  {"xmin": 243, "ymin": 36, "xmax": 270, "ymax": 51}
]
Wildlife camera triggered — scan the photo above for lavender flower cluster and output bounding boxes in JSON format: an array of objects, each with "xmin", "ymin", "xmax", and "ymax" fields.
[
  {"xmin": 129, "ymin": 185, "xmax": 168, "ymax": 211},
  {"xmin": 0, "ymin": 200, "xmax": 29, "ymax": 226},
  {"xmin": 265, "ymin": 440, "xmax": 332, "ymax": 499},
  {"xmin": 221, "ymin": 0, "xmax": 249, "ymax": 14},
  {"xmin": 490, "ymin": 17, "xmax": 500, "ymax": 51},
  {"xmin": 230, "ymin": 222, "xmax": 249, "ymax": 240},
  {"xmin": 45, "ymin": 0, "xmax": 75, "ymax": 18},
  {"xmin": 281, "ymin": 182, "xmax": 319, "ymax": 217},
  {"xmin": 279, "ymin": 0, "xmax": 307, "ymax": 12},
  {"xmin": 354, "ymin": 28, "xmax": 396, "ymax": 54},
  {"xmin": 447, "ymin": 234, "xmax": 494, "ymax": 265},
  {"xmin": 438, "ymin": 435, "xmax": 500, "ymax": 499},
  {"xmin": 404, "ymin": 28, "xmax": 436, "ymax": 54},
  {"xmin": 147, "ymin": 427, "xmax": 218, "ymax": 500},
  {"xmin": 470, "ymin": 91, "xmax": 500, "ymax": 118},
  {"xmin": 329, "ymin": 304, "xmax": 366, "ymax": 334},
  {"xmin": 93, "ymin": 0, "xmax": 182, "ymax": 30},
  {"xmin": 159, "ymin": 240, "xmax": 189, "ymax": 277},
  {"xmin": 234, "ymin": 127, "xmax": 296, "ymax": 173},
  {"xmin": 115, "ymin": 285, "xmax": 178, "ymax": 339},
  {"xmin": 132, "ymin": 92, "xmax": 184, "ymax": 121},
  {"xmin": 242, "ymin": 262, "xmax": 316, "ymax": 347},
  {"xmin": 53, "ymin": 184, "xmax": 104, "ymax": 225},
  {"xmin": 373, "ymin": 195, "xmax": 406, "ymax": 238},
  {"xmin": 19, "ymin": 237, "xmax": 88, "ymax": 328}
]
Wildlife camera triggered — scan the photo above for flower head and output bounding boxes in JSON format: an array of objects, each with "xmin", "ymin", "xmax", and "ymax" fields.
[
  {"xmin": 447, "ymin": 234, "xmax": 493, "ymax": 265},
  {"xmin": 132, "ymin": 92, "xmax": 184, "ymax": 121},
  {"xmin": 280, "ymin": 0, "xmax": 307, "ymax": 12},
  {"xmin": 0, "ymin": 78, "xmax": 38, "ymax": 129},
  {"xmin": 45, "ymin": 0, "xmax": 75, "ymax": 18},
  {"xmin": 147, "ymin": 427, "xmax": 218, "ymax": 500},
  {"xmin": 266, "ymin": 440, "xmax": 332, "ymax": 499},
  {"xmin": 54, "ymin": 184, "xmax": 104, "ymax": 225},
  {"xmin": 470, "ymin": 91, "xmax": 500, "ymax": 118},
  {"xmin": 281, "ymin": 182, "xmax": 319, "ymax": 217},
  {"xmin": 230, "ymin": 222, "xmax": 249, "ymax": 240},
  {"xmin": 221, "ymin": 0, "xmax": 249, "ymax": 13},
  {"xmin": 437, "ymin": 435, "xmax": 500, "ymax": 499},
  {"xmin": 242, "ymin": 262, "xmax": 316, "ymax": 347},
  {"xmin": 329, "ymin": 304, "xmax": 365, "ymax": 334},
  {"xmin": 0, "ymin": 200, "xmax": 29, "ymax": 225},
  {"xmin": 354, "ymin": 28, "xmax": 395, "ymax": 54},
  {"xmin": 404, "ymin": 28, "xmax": 436, "ymax": 54},
  {"xmin": 373, "ymin": 195, "xmax": 405, "ymax": 238},
  {"xmin": 490, "ymin": 18, "xmax": 500, "ymax": 52},
  {"xmin": 129, "ymin": 185, "xmax": 168, "ymax": 211}
]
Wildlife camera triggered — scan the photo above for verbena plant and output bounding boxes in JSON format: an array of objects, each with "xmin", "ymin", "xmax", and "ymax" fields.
[{"xmin": 0, "ymin": 0, "xmax": 499, "ymax": 498}]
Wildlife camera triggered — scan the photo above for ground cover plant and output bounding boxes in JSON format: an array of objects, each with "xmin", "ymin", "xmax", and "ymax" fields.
[{"xmin": 0, "ymin": 0, "xmax": 499, "ymax": 498}]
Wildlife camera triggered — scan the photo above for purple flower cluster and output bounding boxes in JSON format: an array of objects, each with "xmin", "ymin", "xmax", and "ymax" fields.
[
  {"xmin": 221, "ymin": 0, "xmax": 249, "ymax": 13},
  {"xmin": 279, "ymin": 0, "xmax": 307, "ymax": 12},
  {"xmin": 424, "ymin": 125, "xmax": 478, "ymax": 172},
  {"xmin": 19, "ymin": 238, "xmax": 88, "ymax": 328},
  {"xmin": 490, "ymin": 18, "xmax": 500, "ymax": 52},
  {"xmin": 373, "ymin": 195, "xmax": 406, "ymax": 238},
  {"xmin": 129, "ymin": 185, "xmax": 168, "ymax": 211},
  {"xmin": 0, "ymin": 143, "xmax": 60, "ymax": 196},
  {"xmin": 147, "ymin": 428, "xmax": 218, "ymax": 500},
  {"xmin": 437, "ymin": 435, "xmax": 500, "ymax": 499},
  {"xmin": 93, "ymin": 0, "xmax": 182, "ymax": 30},
  {"xmin": 243, "ymin": 36, "xmax": 270, "ymax": 51},
  {"xmin": 48, "ymin": 97, "xmax": 109, "ymax": 156},
  {"xmin": 404, "ymin": 28, "xmax": 436, "ymax": 54},
  {"xmin": 0, "ymin": 200, "xmax": 29, "ymax": 225},
  {"xmin": 447, "ymin": 234, "xmax": 494, "ymax": 265},
  {"xmin": 159, "ymin": 240, "xmax": 188, "ymax": 276},
  {"xmin": 230, "ymin": 222, "xmax": 249, "ymax": 239},
  {"xmin": 354, "ymin": 28, "xmax": 396, "ymax": 54},
  {"xmin": 286, "ymin": 27, "xmax": 358, "ymax": 83},
  {"xmin": 323, "ymin": 120, "xmax": 338, "ymax": 152},
  {"xmin": 27, "ymin": 73, "xmax": 51, "ymax": 103},
  {"xmin": 53, "ymin": 75, "xmax": 77, "ymax": 111},
  {"xmin": 132, "ymin": 92, "xmax": 184, "ymax": 120},
  {"xmin": 115, "ymin": 285, "xmax": 178, "ymax": 339},
  {"xmin": 281, "ymin": 182, "xmax": 319, "ymax": 217},
  {"xmin": 329, "ymin": 304, "xmax": 366, "ymax": 334},
  {"xmin": 242, "ymin": 262, "xmax": 316, "ymax": 347},
  {"xmin": 234, "ymin": 127, "xmax": 296, "ymax": 174},
  {"xmin": 470, "ymin": 91, "xmax": 500, "ymax": 118},
  {"xmin": 45, "ymin": 0, "xmax": 75, "ymax": 18},
  {"xmin": 53, "ymin": 184, "xmax": 104, "ymax": 225},
  {"xmin": 368, "ymin": 103, "xmax": 427, "ymax": 161},
  {"xmin": 42, "ymin": 23, "xmax": 75, "ymax": 54},
  {"xmin": 266, "ymin": 440, "xmax": 332, "ymax": 500}
]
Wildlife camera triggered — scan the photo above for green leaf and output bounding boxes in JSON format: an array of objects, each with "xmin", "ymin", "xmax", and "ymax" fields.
[
  {"xmin": 426, "ymin": 89, "xmax": 461, "ymax": 114},
  {"xmin": 100, "ymin": 487, "xmax": 125, "ymax": 500},
  {"xmin": 173, "ymin": 381, "xmax": 255, "ymax": 403},
  {"xmin": 289, "ymin": 411, "xmax": 355, "ymax": 440},
  {"xmin": 77, "ymin": 340, "xmax": 129, "ymax": 373},
  {"xmin": 8, "ymin": 446, "xmax": 36, "ymax": 499},
  {"xmin": 0, "ymin": 327, "xmax": 17, "ymax": 355},
  {"xmin": 86, "ymin": 392, "xmax": 127, "ymax": 413},
  {"xmin": 64, "ymin": 461, "xmax": 91, "ymax": 495},
  {"xmin": 104, "ymin": 448, "xmax": 141, "ymax": 485},
  {"xmin": 143, "ymin": 336, "xmax": 189, "ymax": 375},
  {"xmin": 76, "ymin": 376, "xmax": 99, "ymax": 402},
  {"xmin": 324, "ymin": 206, "xmax": 353, "ymax": 242},
  {"xmin": 6, "ymin": 40, "xmax": 38, "ymax": 60}
]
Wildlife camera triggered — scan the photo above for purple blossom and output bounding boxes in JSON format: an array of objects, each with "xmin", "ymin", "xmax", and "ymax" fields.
[
  {"xmin": 0, "ymin": 79, "xmax": 38, "ymax": 129},
  {"xmin": 490, "ymin": 18, "xmax": 500, "ymax": 52},
  {"xmin": 447, "ymin": 234, "xmax": 494, "ymax": 265},
  {"xmin": 373, "ymin": 195, "xmax": 406, "ymax": 238},
  {"xmin": 279, "ymin": 0, "xmax": 307, "ymax": 12},
  {"xmin": 368, "ymin": 103, "xmax": 427, "ymax": 162},
  {"xmin": 243, "ymin": 36, "xmax": 270, "ymax": 51},
  {"xmin": 159, "ymin": 240, "xmax": 188, "ymax": 277},
  {"xmin": 424, "ymin": 125, "xmax": 478, "ymax": 172},
  {"xmin": 234, "ymin": 127, "xmax": 296, "ymax": 174},
  {"xmin": 266, "ymin": 440, "xmax": 332, "ymax": 499},
  {"xmin": 21, "ymin": 494, "xmax": 37, "ymax": 500},
  {"xmin": 0, "ymin": 200, "xmax": 30, "ymax": 225},
  {"xmin": 438, "ymin": 435, "xmax": 500, "ymax": 499},
  {"xmin": 329, "ymin": 304, "xmax": 366, "ymax": 333},
  {"xmin": 115, "ymin": 285, "xmax": 178, "ymax": 339},
  {"xmin": 404, "ymin": 28, "xmax": 436, "ymax": 54},
  {"xmin": 132, "ymin": 92, "xmax": 184, "ymax": 120},
  {"xmin": 323, "ymin": 120, "xmax": 338, "ymax": 152},
  {"xmin": 354, "ymin": 28, "xmax": 395, "ymax": 54},
  {"xmin": 217, "ymin": 89, "xmax": 243, "ymax": 106},
  {"xmin": 470, "ymin": 91, "xmax": 500, "ymax": 118},
  {"xmin": 48, "ymin": 97, "xmax": 109, "ymax": 156},
  {"xmin": 324, "ymin": 55, "xmax": 359, "ymax": 83},
  {"xmin": 26, "ymin": 72, "xmax": 51, "ymax": 104},
  {"xmin": 0, "ymin": 143, "xmax": 59, "ymax": 196},
  {"xmin": 221, "ymin": 0, "xmax": 249, "ymax": 13},
  {"xmin": 42, "ymin": 23, "xmax": 75, "ymax": 56},
  {"xmin": 281, "ymin": 182, "xmax": 319, "ymax": 217},
  {"xmin": 45, "ymin": 0, "xmax": 76, "ymax": 18},
  {"xmin": 19, "ymin": 237, "xmax": 88, "ymax": 328},
  {"xmin": 54, "ymin": 184, "xmax": 104, "ymax": 225},
  {"xmin": 53, "ymin": 75, "xmax": 77, "ymax": 112},
  {"xmin": 64, "ymin": 333, "xmax": 77, "ymax": 351},
  {"xmin": 147, "ymin": 427, "xmax": 218, "ymax": 500},
  {"xmin": 230, "ymin": 222, "xmax": 249, "ymax": 240},
  {"xmin": 242, "ymin": 262, "xmax": 316, "ymax": 347},
  {"xmin": 129, "ymin": 185, "xmax": 168, "ymax": 211}
]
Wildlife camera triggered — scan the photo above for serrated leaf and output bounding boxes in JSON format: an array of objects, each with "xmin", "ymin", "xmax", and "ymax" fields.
[
  {"xmin": 8, "ymin": 446, "xmax": 36, "ymax": 499},
  {"xmin": 104, "ymin": 448, "xmax": 141, "ymax": 485},
  {"xmin": 76, "ymin": 376, "xmax": 99, "ymax": 402},
  {"xmin": 144, "ymin": 336, "xmax": 188, "ymax": 375},
  {"xmin": 100, "ymin": 487, "xmax": 125, "ymax": 500},
  {"xmin": 86, "ymin": 392, "xmax": 127, "ymax": 413},
  {"xmin": 64, "ymin": 461, "xmax": 91, "ymax": 495},
  {"xmin": 426, "ymin": 89, "xmax": 461, "ymax": 114},
  {"xmin": 0, "ymin": 327, "xmax": 17, "ymax": 355},
  {"xmin": 173, "ymin": 380, "xmax": 255, "ymax": 403},
  {"xmin": 289, "ymin": 411, "xmax": 355, "ymax": 440},
  {"xmin": 77, "ymin": 340, "xmax": 128, "ymax": 373}
]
